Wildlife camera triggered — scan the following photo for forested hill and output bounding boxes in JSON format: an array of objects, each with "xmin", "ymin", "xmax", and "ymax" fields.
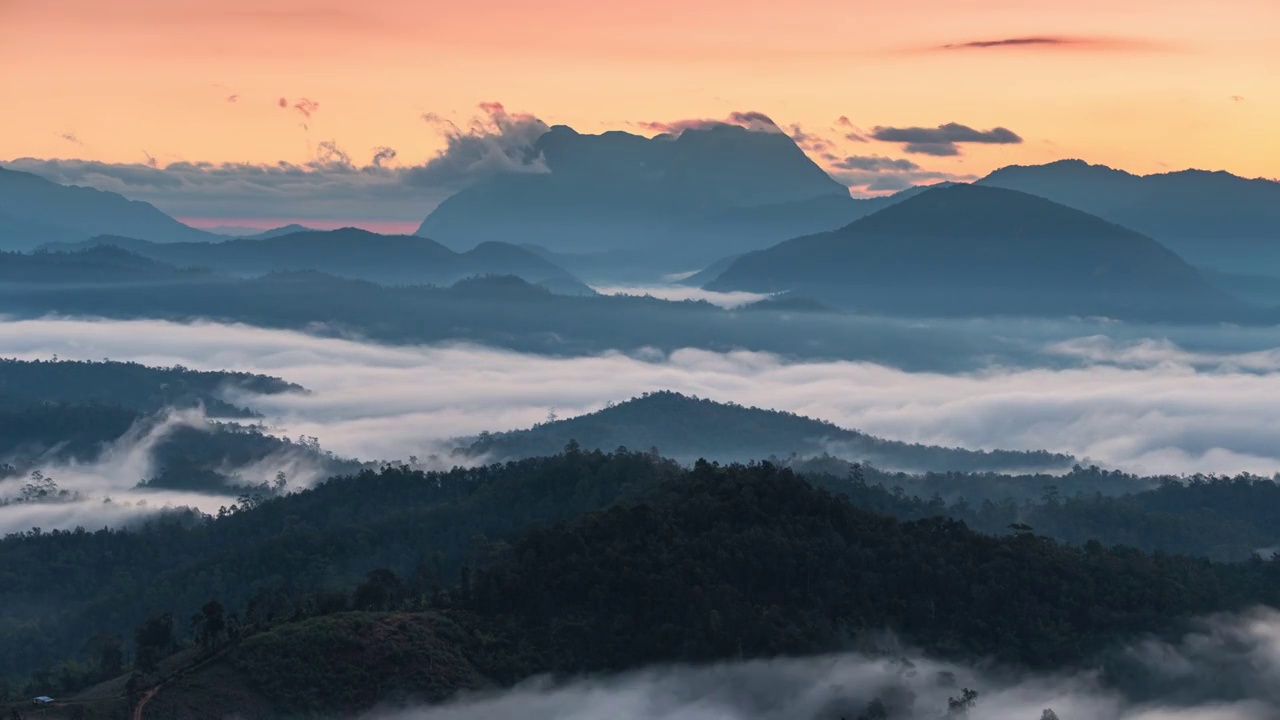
[
  {"xmin": 23, "ymin": 457, "xmax": 1280, "ymax": 717},
  {"xmin": 13, "ymin": 448, "xmax": 1280, "ymax": 703},
  {"xmin": 0, "ymin": 358, "xmax": 300, "ymax": 416},
  {"xmin": 456, "ymin": 391, "xmax": 1074, "ymax": 472}
]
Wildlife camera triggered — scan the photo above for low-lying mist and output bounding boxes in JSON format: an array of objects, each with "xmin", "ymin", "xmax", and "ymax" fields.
[
  {"xmin": 374, "ymin": 607, "xmax": 1280, "ymax": 720},
  {"xmin": 0, "ymin": 406, "xmax": 332, "ymax": 533},
  {"xmin": 1, "ymin": 316, "xmax": 1279, "ymax": 479}
]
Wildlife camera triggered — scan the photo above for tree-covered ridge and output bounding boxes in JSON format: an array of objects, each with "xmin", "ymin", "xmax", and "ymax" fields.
[
  {"xmin": 18, "ymin": 459, "xmax": 1280, "ymax": 716},
  {"xmin": 457, "ymin": 391, "xmax": 1075, "ymax": 473},
  {"xmin": 11, "ymin": 448, "xmax": 1280, "ymax": 693},
  {"xmin": 468, "ymin": 461, "xmax": 1280, "ymax": 672},
  {"xmin": 0, "ymin": 357, "xmax": 301, "ymax": 417}
]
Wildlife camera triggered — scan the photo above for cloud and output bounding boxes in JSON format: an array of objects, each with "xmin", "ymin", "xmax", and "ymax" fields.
[
  {"xmin": 786, "ymin": 124, "xmax": 835, "ymax": 154},
  {"xmin": 372, "ymin": 608, "xmax": 1280, "ymax": 720},
  {"xmin": 4, "ymin": 318, "xmax": 1280, "ymax": 476},
  {"xmin": 833, "ymin": 155, "xmax": 921, "ymax": 172},
  {"xmin": 938, "ymin": 36, "xmax": 1163, "ymax": 52},
  {"xmin": 591, "ymin": 285, "xmax": 773, "ymax": 309},
  {"xmin": 226, "ymin": 94, "xmax": 239, "ymax": 103},
  {"xmin": 637, "ymin": 110, "xmax": 784, "ymax": 135},
  {"xmin": 278, "ymin": 97, "xmax": 288, "ymax": 108},
  {"xmin": 5, "ymin": 156, "xmax": 432, "ymax": 224},
  {"xmin": 7, "ymin": 102, "xmax": 559, "ymax": 225},
  {"xmin": 405, "ymin": 102, "xmax": 551, "ymax": 190},
  {"xmin": 871, "ymin": 123, "xmax": 1023, "ymax": 156},
  {"xmin": 824, "ymin": 155, "xmax": 972, "ymax": 196},
  {"xmin": 60, "ymin": 133, "xmax": 83, "ymax": 146},
  {"xmin": 1232, "ymin": 95, "xmax": 1246, "ymax": 103},
  {"xmin": 834, "ymin": 116, "xmax": 869, "ymax": 143},
  {"xmin": 293, "ymin": 97, "xmax": 319, "ymax": 119},
  {"xmin": 371, "ymin": 146, "xmax": 398, "ymax": 168},
  {"xmin": 315, "ymin": 140, "xmax": 353, "ymax": 168}
]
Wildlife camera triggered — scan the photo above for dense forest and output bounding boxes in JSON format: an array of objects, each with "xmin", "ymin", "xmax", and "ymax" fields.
[{"xmin": 10, "ymin": 448, "xmax": 1280, "ymax": 709}]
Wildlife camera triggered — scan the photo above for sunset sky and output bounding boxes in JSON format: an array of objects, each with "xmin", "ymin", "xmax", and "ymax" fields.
[{"xmin": 2, "ymin": 0, "xmax": 1277, "ymax": 229}]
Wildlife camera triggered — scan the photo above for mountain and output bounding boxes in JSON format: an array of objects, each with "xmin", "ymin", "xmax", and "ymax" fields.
[
  {"xmin": 0, "ymin": 166, "xmax": 218, "ymax": 250},
  {"xmin": 416, "ymin": 124, "xmax": 855, "ymax": 269},
  {"xmin": 0, "ymin": 246, "xmax": 212, "ymax": 284},
  {"xmin": 244, "ymin": 223, "xmax": 319, "ymax": 240},
  {"xmin": 456, "ymin": 391, "xmax": 1073, "ymax": 472},
  {"xmin": 45, "ymin": 228, "xmax": 595, "ymax": 294},
  {"xmin": 978, "ymin": 160, "xmax": 1280, "ymax": 274},
  {"xmin": 28, "ymin": 456, "xmax": 1280, "ymax": 717},
  {"xmin": 708, "ymin": 184, "xmax": 1244, "ymax": 321}
]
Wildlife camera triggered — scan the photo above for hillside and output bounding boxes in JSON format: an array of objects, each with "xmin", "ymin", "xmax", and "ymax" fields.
[
  {"xmin": 708, "ymin": 184, "xmax": 1243, "ymax": 320},
  {"xmin": 456, "ymin": 391, "xmax": 1074, "ymax": 472},
  {"xmin": 44, "ymin": 228, "xmax": 594, "ymax": 294},
  {"xmin": 49, "ymin": 461, "xmax": 1280, "ymax": 717},
  {"xmin": 978, "ymin": 160, "xmax": 1280, "ymax": 274},
  {"xmin": 0, "ymin": 246, "xmax": 214, "ymax": 285},
  {"xmin": 416, "ymin": 123, "xmax": 854, "ymax": 267},
  {"xmin": 0, "ymin": 166, "xmax": 217, "ymax": 250}
]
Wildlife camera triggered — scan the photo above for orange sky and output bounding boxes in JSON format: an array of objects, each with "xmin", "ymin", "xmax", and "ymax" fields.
[{"xmin": 2, "ymin": 0, "xmax": 1277, "ymax": 186}]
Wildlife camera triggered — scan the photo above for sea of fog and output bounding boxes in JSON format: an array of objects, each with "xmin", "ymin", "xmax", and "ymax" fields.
[{"xmin": 1, "ymin": 314, "xmax": 1279, "ymax": 532}]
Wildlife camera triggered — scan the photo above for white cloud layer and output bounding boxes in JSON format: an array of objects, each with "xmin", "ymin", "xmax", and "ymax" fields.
[
  {"xmin": 375, "ymin": 607, "xmax": 1280, "ymax": 720},
  {"xmin": 0, "ymin": 318, "xmax": 1279, "ymax": 479}
]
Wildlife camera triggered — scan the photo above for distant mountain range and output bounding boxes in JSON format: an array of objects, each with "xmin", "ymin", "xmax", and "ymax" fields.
[
  {"xmin": 707, "ymin": 184, "xmax": 1244, "ymax": 321},
  {"xmin": 455, "ymin": 390, "xmax": 1074, "ymax": 472},
  {"xmin": 417, "ymin": 124, "xmax": 877, "ymax": 269},
  {"xmin": 43, "ymin": 228, "xmax": 594, "ymax": 294},
  {"xmin": 978, "ymin": 160, "xmax": 1280, "ymax": 274},
  {"xmin": 0, "ymin": 166, "xmax": 218, "ymax": 249}
]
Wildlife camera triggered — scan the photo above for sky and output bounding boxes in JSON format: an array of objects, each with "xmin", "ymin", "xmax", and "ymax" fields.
[{"xmin": 2, "ymin": 0, "xmax": 1277, "ymax": 229}]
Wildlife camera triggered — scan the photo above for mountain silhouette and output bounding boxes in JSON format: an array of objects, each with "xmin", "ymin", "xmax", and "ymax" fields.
[
  {"xmin": 708, "ymin": 184, "xmax": 1242, "ymax": 320},
  {"xmin": 0, "ymin": 166, "xmax": 218, "ymax": 250},
  {"xmin": 416, "ymin": 124, "xmax": 856, "ymax": 268},
  {"xmin": 457, "ymin": 390, "xmax": 1073, "ymax": 472},
  {"xmin": 979, "ymin": 160, "xmax": 1280, "ymax": 274},
  {"xmin": 45, "ymin": 228, "xmax": 593, "ymax": 294},
  {"xmin": 0, "ymin": 246, "xmax": 215, "ymax": 284}
]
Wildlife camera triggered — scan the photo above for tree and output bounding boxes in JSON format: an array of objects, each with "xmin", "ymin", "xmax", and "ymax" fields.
[
  {"xmin": 1040, "ymin": 711, "xmax": 1060, "ymax": 720},
  {"xmin": 947, "ymin": 688, "xmax": 978, "ymax": 718},
  {"xmin": 190, "ymin": 600, "xmax": 226, "ymax": 649},
  {"xmin": 353, "ymin": 569, "xmax": 406, "ymax": 611},
  {"xmin": 133, "ymin": 613, "xmax": 174, "ymax": 672}
]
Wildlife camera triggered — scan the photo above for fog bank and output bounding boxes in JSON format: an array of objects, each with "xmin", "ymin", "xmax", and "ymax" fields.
[{"xmin": 1, "ymin": 317, "xmax": 1279, "ymax": 476}]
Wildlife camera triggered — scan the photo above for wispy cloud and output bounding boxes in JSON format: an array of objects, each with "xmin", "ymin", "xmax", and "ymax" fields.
[{"xmin": 937, "ymin": 36, "xmax": 1164, "ymax": 52}]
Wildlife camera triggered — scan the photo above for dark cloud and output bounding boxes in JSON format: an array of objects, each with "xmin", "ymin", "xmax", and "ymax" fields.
[
  {"xmin": 871, "ymin": 123, "xmax": 1022, "ymax": 156},
  {"xmin": 833, "ymin": 155, "xmax": 921, "ymax": 172},
  {"xmin": 60, "ymin": 133, "xmax": 83, "ymax": 146},
  {"xmin": 371, "ymin": 146, "xmax": 398, "ymax": 168},
  {"xmin": 277, "ymin": 97, "xmax": 288, "ymax": 109},
  {"xmin": 903, "ymin": 142, "xmax": 962, "ymax": 157},
  {"xmin": 314, "ymin": 140, "xmax": 352, "ymax": 168},
  {"xmin": 939, "ymin": 36, "xmax": 1160, "ymax": 51},
  {"xmin": 142, "ymin": 151, "xmax": 158, "ymax": 169}
]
